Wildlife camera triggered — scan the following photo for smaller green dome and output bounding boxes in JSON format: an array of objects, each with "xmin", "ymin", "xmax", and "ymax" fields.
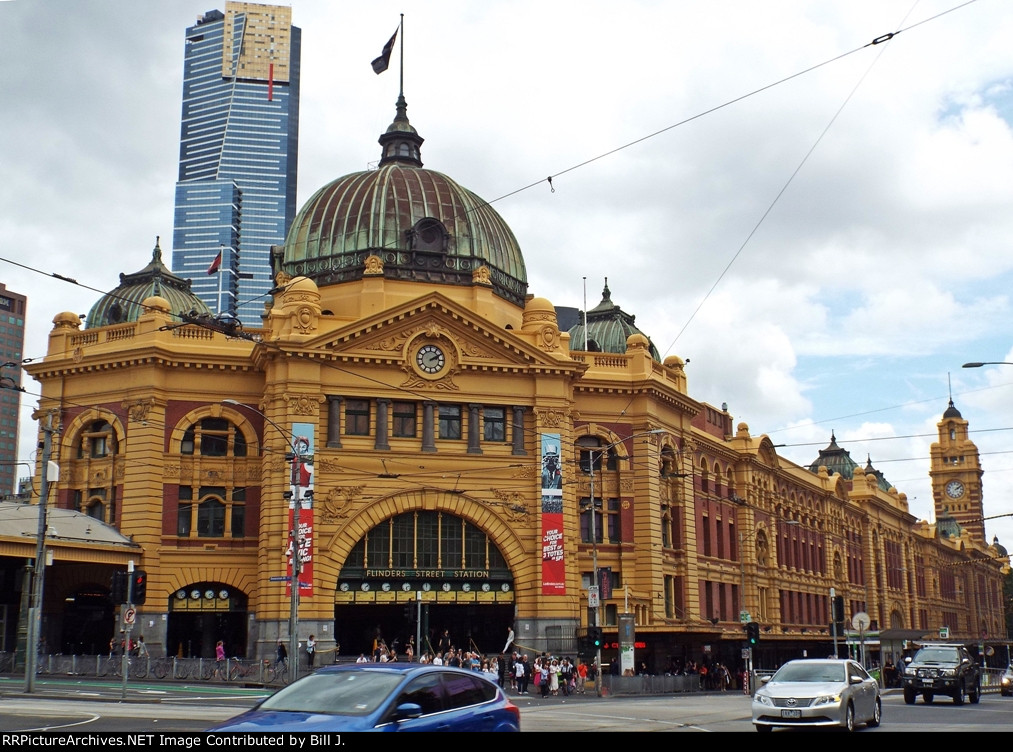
[
  {"xmin": 568, "ymin": 279, "xmax": 661, "ymax": 360},
  {"xmin": 86, "ymin": 238, "xmax": 210, "ymax": 328}
]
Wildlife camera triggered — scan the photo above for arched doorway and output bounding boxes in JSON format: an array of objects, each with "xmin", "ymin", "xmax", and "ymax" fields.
[
  {"xmin": 166, "ymin": 583, "xmax": 248, "ymax": 659},
  {"xmin": 333, "ymin": 509, "xmax": 515, "ymax": 658}
]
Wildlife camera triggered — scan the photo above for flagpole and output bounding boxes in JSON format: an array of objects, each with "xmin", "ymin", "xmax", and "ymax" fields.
[
  {"xmin": 217, "ymin": 245, "xmax": 224, "ymax": 315},
  {"xmin": 398, "ymin": 13, "xmax": 404, "ymax": 97}
]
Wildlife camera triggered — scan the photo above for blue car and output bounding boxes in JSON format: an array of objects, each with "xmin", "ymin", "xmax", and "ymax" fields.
[{"xmin": 206, "ymin": 663, "xmax": 521, "ymax": 732}]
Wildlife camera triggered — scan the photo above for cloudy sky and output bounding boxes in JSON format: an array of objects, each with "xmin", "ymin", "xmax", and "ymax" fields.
[{"xmin": 3, "ymin": 1, "xmax": 1013, "ymax": 545}]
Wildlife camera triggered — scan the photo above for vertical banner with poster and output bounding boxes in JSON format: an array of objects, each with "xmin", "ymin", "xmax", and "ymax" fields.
[
  {"xmin": 286, "ymin": 422, "xmax": 315, "ymax": 598},
  {"xmin": 540, "ymin": 433, "xmax": 565, "ymax": 595},
  {"xmin": 619, "ymin": 613, "xmax": 636, "ymax": 676}
]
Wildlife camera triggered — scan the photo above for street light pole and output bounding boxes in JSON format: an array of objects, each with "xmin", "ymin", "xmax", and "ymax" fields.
[
  {"xmin": 583, "ymin": 428, "xmax": 664, "ymax": 697},
  {"xmin": 223, "ymin": 400, "xmax": 303, "ymax": 684}
]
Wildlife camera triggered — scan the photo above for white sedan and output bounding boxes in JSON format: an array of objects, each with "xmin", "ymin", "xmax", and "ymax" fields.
[{"xmin": 752, "ymin": 658, "xmax": 881, "ymax": 732}]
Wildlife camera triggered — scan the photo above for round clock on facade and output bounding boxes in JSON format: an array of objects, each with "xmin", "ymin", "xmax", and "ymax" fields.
[
  {"xmin": 361, "ymin": 583, "xmax": 370, "ymax": 591},
  {"xmin": 415, "ymin": 343, "xmax": 446, "ymax": 374},
  {"xmin": 339, "ymin": 582, "xmax": 350, "ymax": 591},
  {"xmin": 204, "ymin": 589, "xmax": 215, "ymax": 600},
  {"xmin": 219, "ymin": 590, "xmax": 230, "ymax": 600},
  {"xmin": 442, "ymin": 582, "xmax": 451, "ymax": 592},
  {"xmin": 422, "ymin": 583, "xmax": 432, "ymax": 592},
  {"xmin": 945, "ymin": 480, "xmax": 965, "ymax": 499},
  {"xmin": 176, "ymin": 590, "xmax": 186, "ymax": 600},
  {"xmin": 481, "ymin": 583, "xmax": 491, "ymax": 592},
  {"xmin": 381, "ymin": 582, "xmax": 391, "ymax": 592},
  {"xmin": 402, "ymin": 582, "xmax": 412, "ymax": 591},
  {"xmin": 462, "ymin": 583, "xmax": 471, "ymax": 592}
]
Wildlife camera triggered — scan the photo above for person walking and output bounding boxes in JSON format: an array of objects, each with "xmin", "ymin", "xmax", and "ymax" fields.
[
  {"xmin": 215, "ymin": 640, "xmax": 226, "ymax": 679},
  {"xmin": 275, "ymin": 640, "xmax": 288, "ymax": 672},
  {"xmin": 502, "ymin": 625, "xmax": 515, "ymax": 654},
  {"xmin": 515, "ymin": 654, "xmax": 529, "ymax": 694},
  {"xmin": 306, "ymin": 634, "xmax": 316, "ymax": 668}
]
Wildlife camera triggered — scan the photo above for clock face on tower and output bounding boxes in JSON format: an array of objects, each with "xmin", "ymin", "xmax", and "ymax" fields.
[
  {"xmin": 415, "ymin": 343, "xmax": 446, "ymax": 374},
  {"xmin": 945, "ymin": 480, "xmax": 965, "ymax": 499}
]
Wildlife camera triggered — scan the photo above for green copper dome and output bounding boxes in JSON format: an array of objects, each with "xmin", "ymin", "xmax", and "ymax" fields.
[
  {"xmin": 278, "ymin": 95, "xmax": 527, "ymax": 306},
  {"xmin": 807, "ymin": 432, "xmax": 892, "ymax": 491},
  {"xmin": 86, "ymin": 239, "xmax": 210, "ymax": 328},
  {"xmin": 568, "ymin": 279, "xmax": 661, "ymax": 360}
]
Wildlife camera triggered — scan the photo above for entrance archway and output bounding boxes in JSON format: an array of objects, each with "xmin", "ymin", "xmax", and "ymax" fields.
[{"xmin": 333, "ymin": 508, "xmax": 516, "ymax": 659}]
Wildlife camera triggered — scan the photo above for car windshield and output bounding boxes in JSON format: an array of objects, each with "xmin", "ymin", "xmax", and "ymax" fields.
[
  {"xmin": 772, "ymin": 662, "xmax": 845, "ymax": 683},
  {"xmin": 914, "ymin": 648, "xmax": 959, "ymax": 663},
  {"xmin": 258, "ymin": 671, "xmax": 405, "ymax": 716}
]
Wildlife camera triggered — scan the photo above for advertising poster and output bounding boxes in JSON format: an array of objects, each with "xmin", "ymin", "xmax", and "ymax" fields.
[
  {"xmin": 286, "ymin": 421, "xmax": 315, "ymax": 598},
  {"xmin": 541, "ymin": 433, "xmax": 565, "ymax": 595}
]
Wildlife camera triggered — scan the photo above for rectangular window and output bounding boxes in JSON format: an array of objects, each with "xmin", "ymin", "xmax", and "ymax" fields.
[
  {"xmin": 483, "ymin": 406, "xmax": 506, "ymax": 442},
  {"xmin": 392, "ymin": 513, "xmax": 414, "ymax": 568},
  {"xmin": 231, "ymin": 487, "xmax": 246, "ymax": 538},
  {"xmin": 438, "ymin": 405, "xmax": 462, "ymax": 440},
  {"xmin": 345, "ymin": 399, "xmax": 370, "ymax": 436},
  {"xmin": 417, "ymin": 512, "xmax": 438, "ymax": 568},
  {"xmin": 177, "ymin": 486, "xmax": 193, "ymax": 536},
  {"xmin": 392, "ymin": 401, "xmax": 417, "ymax": 438},
  {"xmin": 607, "ymin": 498, "xmax": 621, "ymax": 543},
  {"xmin": 441, "ymin": 515, "xmax": 462, "ymax": 568}
]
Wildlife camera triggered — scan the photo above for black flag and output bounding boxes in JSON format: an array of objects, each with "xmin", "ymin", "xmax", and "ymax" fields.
[{"xmin": 371, "ymin": 29, "xmax": 397, "ymax": 74}]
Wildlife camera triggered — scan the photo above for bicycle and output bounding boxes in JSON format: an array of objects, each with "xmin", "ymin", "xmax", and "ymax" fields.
[
  {"xmin": 151, "ymin": 656, "xmax": 173, "ymax": 680},
  {"xmin": 227, "ymin": 658, "xmax": 258, "ymax": 682},
  {"xmin": 266, "ymin": 659, "xmax": 290, "ymax": 685}
]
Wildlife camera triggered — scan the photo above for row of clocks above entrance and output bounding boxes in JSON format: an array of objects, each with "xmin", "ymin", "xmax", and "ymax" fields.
[{"xmin": 339, "ymin": 581, "xmax": 511, "ymax": 593}]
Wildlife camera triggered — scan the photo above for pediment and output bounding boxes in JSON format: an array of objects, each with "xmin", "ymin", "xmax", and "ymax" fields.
[{"xmin": 294, "ymin": 291, "xmax": 558, "ymax": 372}]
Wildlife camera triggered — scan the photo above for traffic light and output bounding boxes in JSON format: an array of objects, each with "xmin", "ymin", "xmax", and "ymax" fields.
[
  {"xmin": 588, "ymin": 626, "xmax": 603, "ymax": 649},
  {"xmin": 110, "ymin": 571, "xmax": 128, "ymax": 604},
  {"xmin": 746, "ymin": 621, "xmax": 760, "ymax": 646},
  {"xmin": 132, "ymin": 570, "xmax": 147, "ymax": 605},
  {"xmin": 832, "ymin": 595, "xmax": 845, "ymax": 623}
]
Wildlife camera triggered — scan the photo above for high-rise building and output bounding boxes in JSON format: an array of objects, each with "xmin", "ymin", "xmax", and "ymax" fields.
[
  {"xmin": 171, "ymin": 2, "xmax": 301, "ymax": 329},
  {"xmin": 0, "ymin": 283, "xmax": 26, "ymax": 497}
]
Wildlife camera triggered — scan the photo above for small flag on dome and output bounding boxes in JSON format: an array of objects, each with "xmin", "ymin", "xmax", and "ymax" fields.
[
  {"xmin": 207, "ymin": 249, "xmax": 223, "ymax": 275},
  {"xmin": 371, "ymin": 29, "xmax": 397, "ymax": 74}
]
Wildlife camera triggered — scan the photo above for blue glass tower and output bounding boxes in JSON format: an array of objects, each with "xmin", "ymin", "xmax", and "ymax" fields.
[{"xmin": 171, "ymin": 3, "xmax": 301, "ymax": 328}]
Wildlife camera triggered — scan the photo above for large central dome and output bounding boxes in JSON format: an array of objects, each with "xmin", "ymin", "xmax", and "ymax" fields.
[{"xmin": 277, "ymin": 94, "xmax": 527, "ymax": 306}]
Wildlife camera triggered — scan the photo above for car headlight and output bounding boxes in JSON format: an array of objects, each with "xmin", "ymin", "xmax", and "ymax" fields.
[
  {"xmin": 1002, "ymin": 676, "xmax": 1011, "ymax": 686},
  {"xmin": 812, "ymin": 693, "xmax": 842, "ymax": 706},
  {"xmin": 754, "ymin": 693, "xmax": 774, "ymax": 707}
]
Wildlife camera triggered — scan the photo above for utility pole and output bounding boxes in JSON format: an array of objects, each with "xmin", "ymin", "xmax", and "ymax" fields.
[{"xmin": 25, "ymin": 411, "xmax": 56, "ymax": 693}]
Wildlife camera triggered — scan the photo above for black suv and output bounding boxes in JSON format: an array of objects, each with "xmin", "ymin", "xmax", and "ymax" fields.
[{"xmin": 902, "ymin": 643, "xmax": 981, "ymax": 705}]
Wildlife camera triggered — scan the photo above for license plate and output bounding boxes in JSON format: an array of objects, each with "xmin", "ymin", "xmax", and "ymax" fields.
[{"xmin": 781, "ymin": 709, "xmax": 802, "ymax": 719}]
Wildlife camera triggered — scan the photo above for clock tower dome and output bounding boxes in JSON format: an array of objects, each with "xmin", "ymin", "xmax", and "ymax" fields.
[{"xmin": 929, "ymin": 399, "xmax": 985, "ymax": 543}]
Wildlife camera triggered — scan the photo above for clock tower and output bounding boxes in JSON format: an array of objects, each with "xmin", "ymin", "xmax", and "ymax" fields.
[{"xmin": 929, "ymin": 399, "xmax": 985, "ymax": 544}]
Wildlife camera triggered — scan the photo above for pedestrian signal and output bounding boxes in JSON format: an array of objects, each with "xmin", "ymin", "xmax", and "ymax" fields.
[{"xmin": 589, "ymin": 626, "xmax": 603, "ymax": 648}]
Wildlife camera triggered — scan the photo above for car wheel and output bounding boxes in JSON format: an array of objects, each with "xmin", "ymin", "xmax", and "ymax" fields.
[
  {"xmin": 844, "ymin": 702, "xmax": 855, "ymax": 732},
  {"xmin": 755, "ymin": 725, "xmax": 772, "ymax": 733},
  {"xmin": 867, "ymin": 698, "xmax": 881, "ymax": 728},
  {"xmin": 923, "ymin": 692, "xmax": 934, "ymax": 704},
  {"xmin": 953, "ymin": 684, "xmax": 965, "ymax": 706},
  {"xmin": 970, "ymin": 682, "xmax": 980, "ymax": 704},
  {"xmin": 903, "ymin": 687, "xmax": 916, "ymax": 705},
  {"xmin": 1002, "ymin": 689, "xmax": 1011, "ymax": 697}
]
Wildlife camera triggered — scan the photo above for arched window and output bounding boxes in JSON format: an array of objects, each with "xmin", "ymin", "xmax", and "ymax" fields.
[
  {"xmin": 180, "ymin": 418, "xmax": 248, "ymax": 456},
  {"xmin": 77, "ymin": 419, "xmax": 117, "ymax": 459}
]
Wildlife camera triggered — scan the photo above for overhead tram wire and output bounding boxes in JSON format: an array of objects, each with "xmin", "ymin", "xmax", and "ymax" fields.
[
  {"xmin": 224, "ymin": 3, "xmax": 974, "ymax": 280},
  {"xmin": 5, "ymin": 2, "xmax": 984, "ymax": 471}
]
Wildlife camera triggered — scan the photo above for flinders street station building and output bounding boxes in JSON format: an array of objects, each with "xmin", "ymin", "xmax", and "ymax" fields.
[{"xmin": 13, "ymin": 94, "xmax": 1009, "ymax": 673}]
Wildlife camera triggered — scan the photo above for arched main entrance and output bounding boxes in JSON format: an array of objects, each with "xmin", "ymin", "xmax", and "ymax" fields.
[{"xmin": 333, "ymin": 509, "xmax": 515, "ymax": 658}]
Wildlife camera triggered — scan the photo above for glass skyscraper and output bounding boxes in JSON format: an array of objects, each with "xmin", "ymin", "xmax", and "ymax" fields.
[
  {"xmin": 0, "ymin": 283, "xmax": 25, "ymax": 497},
  {"xmin": 171, "ymin": 2, "xmax": 301, "ymax": 329}
]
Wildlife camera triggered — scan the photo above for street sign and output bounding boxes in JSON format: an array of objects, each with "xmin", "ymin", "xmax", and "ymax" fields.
[
  {"xmin": 939, "ymin": 626, "xmax": 950, "ymax": 639},
  {"xmin": 270, "ymin": 575, "xmax": 290, "ymax": 582},
  {"xmin": 739, "ymin": 610, "xmax": 751, "ymax": 623},
  {"xmin": 588, "ymin": 585, "xmax": 599, "ymax": 608},
  {"xmin": 123, "ymin": 608, "xmax": 136, "ymax": 625}
]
